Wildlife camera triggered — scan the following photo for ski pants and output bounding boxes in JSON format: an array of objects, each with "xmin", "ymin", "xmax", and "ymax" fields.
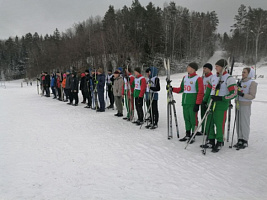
[
  {"xmin": 107, "ymin": 84, "xmax": 114, "ymax": 106},
  {"xmin": 115, "ymin": 96, "xmax": 123, "ymax": 114},
  {"xmin": 51, "ymin": 86, "xmax": 57, "ymax": 97},
  {"xmin": 183, "ymin": 104, "xmax": 198, "ymax": 133},
  {"xmin": 125, "ymin": 91, "xmax": 134, "ymax": 118},
  {"xmin": 70, "ymin": 91, "xmax": 79, "ymax": 104},
  {"xmin": 57, "ymin": 87, "xmax": 62, "ymax": 100},
  {"xmin": 45, "ymin": 86, "xmax": 50, "ymax": 97},
  {"xmin": 98, "ymin": 89, "xmax": 105, "ymax": 111},
  {"xmin": 65, "ymin": 89, "xmax": 70, "ymax": 100},
  {"xmin": 85, "ymin": 90, "xmax": 92, "ymax": 107},
  {"xmin": 135, "ymin": 97, "xmax": 144, "ymax": 122},
  {"xmin": 236, "ymin": 105, "xmax": 251, "ymax": 141},
  {"xmin": 206, "ymin": 109, "xmax": 227, "ymax": 142}
]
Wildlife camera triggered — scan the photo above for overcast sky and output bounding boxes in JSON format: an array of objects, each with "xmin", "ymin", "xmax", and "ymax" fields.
[{"xmin": 0, "ymin": 0, "xmax": 266, "ymax": 40}]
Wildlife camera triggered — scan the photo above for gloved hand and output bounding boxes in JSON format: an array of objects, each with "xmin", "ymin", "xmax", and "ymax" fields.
[
  {"xmin": 238, "ymin": 91, "xmax": 244, "ymax": 97},
  {"xmin": 193, "ymin": 104, "xmax": 199, "ymax": 112},
  {"xmin": 166, "ymin": 85, "xmax": 172, "ymax": 91},
  {"xmin": 215, "ymin": 83, "xmax": 221, "ymax": 90},
  {"xmin": 138, "ymin": 97, "xmax": 143, "ymax": 104},
  {"xmin": 201, "ymin": 101, "xmax": 207, "ymax": 109},
  {"xmin": 211, "ymin": 95, "xmax": 223, "ymax": 102}
]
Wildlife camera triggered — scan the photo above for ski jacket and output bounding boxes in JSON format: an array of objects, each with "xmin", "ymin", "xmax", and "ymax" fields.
[
  {"xmin": 204, "ymin": 71, "xmax": 237, "ymax": 110},
  {"xmin": 237, "ymin": 77, "xmax": 257, "ymax": 106},
  {"xmin": 50, "ymin": 76, "xmax": 56, "ymax": 87},
  {"xmin": 146, "ymin": 66, "xmax": 160, "ymax": 101},
  {"xmin": 113, "ymin": 76, "xmax": 123, "ymax": 96},
  {"xmin": 203, "ymin": 72, "xmax": 213, "ymax": 93},
  {"xmin": 65, "ymin": 74, "xmax": 72, "ymax": 89},
  {"xmin": 70, "ymin": 76, "xmax": 79, "ymax": 92},
  {"xmin": 56, "ymin": 75, "xmax": 62, "ymax": 88},
  {"xmin": 97, "ymin": 73, "xmax": 106, "ymax": 92},
  {"xmin": 106, "ymin": 74, "xmax": 114, "ymax": 85},
  {"xmin": 62, "ymin": 78, "xmax": 66, "ymax": 89},
  {"xmin": 122, "ymin": 73, "xmax": 135, "ymax": 96},
  {"xmin": 172, "ymin": 72, "xmax": 204, "ymax": 105},
  {"xmin": 134, "ymin": 74, "xmax": 146, "ymax": 98},
  {"xmin": 80, "ymin": 76, "xmax": 85, "ymax": 91}
]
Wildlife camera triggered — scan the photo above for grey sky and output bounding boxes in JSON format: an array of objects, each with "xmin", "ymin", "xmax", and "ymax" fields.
[{"xmin": 0, "ymin": 0, "xmax": 266, "ymax": 40}]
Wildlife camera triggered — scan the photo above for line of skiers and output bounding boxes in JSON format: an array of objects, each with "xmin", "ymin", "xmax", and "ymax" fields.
[
  {"xmin": 169, "ymin": 59, "xmax": 257, "ymax": 153},
  {"xmin": 38, "ymin": 66, "xmax": 161, "ymax": 129},
  {"xmin": 37, "ymin": 58, "xmax": 257, "ymax": 153}
]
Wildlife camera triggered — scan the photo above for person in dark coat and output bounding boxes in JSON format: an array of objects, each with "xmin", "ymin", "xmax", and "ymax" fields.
[
  {"xmin": 65, "ymin": 70, "xmax": 72, "ymax": 103},
  {"xmin": 80, "ymin": 73, "xmax": 86, "ymax": 103},
  {"xmin": 44, "ymin": 72, "xmax": 50, "ymax": 97},
  {"xmin": 97, "ymin": 68, "xmax": 105, "ymax": 112},
  {"xmin": 68, "ymin": 72, "xmax": 79, "ymax": 106},
  {"xmin": 84, "ymin": 70, "xmax": 92, "ymax": 108}
]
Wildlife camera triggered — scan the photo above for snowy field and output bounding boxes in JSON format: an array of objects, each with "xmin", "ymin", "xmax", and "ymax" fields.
[{"xmin": 1, "ymin": 54, "xmax": 267, "ymax": 199}]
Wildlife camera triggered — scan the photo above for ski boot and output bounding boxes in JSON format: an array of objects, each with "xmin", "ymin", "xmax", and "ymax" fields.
[
  {"xmin": 212, "ymin": 141, "xmax": 224, "ymax": 153},
  {"xmin": 200, "ymin": 139, "xmax": 215, "ymax": 149},
  {"xmin": 179, "ymin": 131, "xmax": 191, "ymax": 142}
]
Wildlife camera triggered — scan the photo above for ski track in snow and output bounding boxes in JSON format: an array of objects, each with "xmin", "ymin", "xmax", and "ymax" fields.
[{"xmin": 1, "ymin": 54, "xmax": 267, "ymax": 200}]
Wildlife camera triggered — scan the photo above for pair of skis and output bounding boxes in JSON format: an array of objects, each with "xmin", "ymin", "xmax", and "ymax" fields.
[{"xmin": 164, "ymin": 59, "xmax": 179, "ymax": 140}]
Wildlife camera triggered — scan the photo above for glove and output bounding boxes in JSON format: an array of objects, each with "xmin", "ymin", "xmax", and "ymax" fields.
[
  {"xmin": 138, "ymin": 97, "xmax": 143, "ymax": 104},
  {"xmin": 215, "ymin": 83, "xmax": 221, "ymax": 90},
  {"xmin": 193, "ymin": 104, "xmax": 199, "ymax": 112},
  {"xmin": 166, "ymin": 85, "xmax": 172, "ymax": 91},
  {"xmin": 238, "ymin": 91, "xmax": 244, "ymax": 97},
  {"xmin": 211, "ymin": 95, "xmax": 223, "ymax": 102},
  {"xmin": 201, "ymin": 101, "xmax": 207, "ymax": 109}
]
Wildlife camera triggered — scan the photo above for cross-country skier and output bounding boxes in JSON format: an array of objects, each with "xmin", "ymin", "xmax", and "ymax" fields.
[
  {"xmin": 84, "ymin": 70, "xmax": 92, "ymax": 108},
  {"xmin": 106, "ymin": 69, "xmax": 114, "ymax": 109},
  {"xmin": 123, "ymin": 67, "xmax": 135, "ymax": 121},
  {"xmin": 56, "ymin": 72, "xmax": 62, "ymax": 101},
  {"xmin": 113, "ymin": 70, "xmax": 124, "ymax": 117},
  {"xmin": 80, "ymin": 73, "xmax": 86, "ymax": 103},
  {"xmin": 44, "ymin": 72, "xmax": 51, "ymax": 97},
  {"xmin": 171, "ymin": 62, "xmax": 204, "ymax": 143},
  {"xmin": 145, "ymin": 66, "xmax": 160, "ymax": 129},
  {"xmin": 50, "ymin": 73, "xmax": 57, "ymax": 99},
  {"xmin": 199, "ymin": 63, "xmax": 213, "ymax": 135},
  {"xmin": 234, "ymin": 67, "xmax": 258, "ymax": 149},
  {"xmin": 68, "ymin": 72, "xmax": 79, "ymax": 106},
  {"xmin": 133, "ymin": 67, "xmax": 146, "ymax": 125},
  {"xmin": 62, "ymin": 73, "xmax": 67, "ymax": 102},
  {"xmin": 96, "ymin": 68, "xmax": 106, "ymax": 112},
  {"xmin": 65, "ymin": 70, "xmax": 72, "ymax": 103},
  {"xmin": 202, "ymin": 59, "xmax": 237, "ymax": 152}
]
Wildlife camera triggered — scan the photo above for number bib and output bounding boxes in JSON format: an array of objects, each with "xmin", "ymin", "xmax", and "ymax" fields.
[{"xmin": 183, "ymin": 75, "xmax": 198, "ymax": 93}]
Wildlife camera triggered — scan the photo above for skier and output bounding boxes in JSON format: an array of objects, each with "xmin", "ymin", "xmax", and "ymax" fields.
[
  {"xmin": 113, "ymin": 70, "xmax": 124, "ymax": 117},
  {"xmin": 234, "ymin": 67, "xmax": 258, "ymax": 149},
  {"xmin": 80, "ymin": 73, "xmax": 86, "ymax": 103},
  {"xmin": 56, "ymin": 72, "xmax": 62, "ymax": 101},
  {"xmin": 133, "ymin": 67, "xmax": 146, "ymax": 125},
  {"xmin": 202, "ymin": 59, "xmax": 237, "ymax": 152},
  {"xmin": 65, "ymin": 70, "xmax": 72, "ymax": 103},
  {"xmin": 106, "ymin": 69, "xmax": 114, "ymax": 109},
  {"xmin": 96, "ymin": 68, "xmax": 106, "ymax": 112},
  {"xmin": 62, "ymin": 73, "xmax": 67, "ymax": 102},
  {"xmin": 50, "ymin": 73, "xmax": 57, "ymax": 99},
  {"xmin": 68, "ymin": 72, "xmax": 79, "ymax": 106},
  {"xmin": 171, "ymin": 62, "xmax": 204, "ymax": 143},
  {"xmin": 84, "ymin": 70, "xmax": 92, "ymax": 108},
  {"xmin": 44, "ymin": 72, "xmax": 50, "ymax": 97},
  {"xmin": 199, "ymin": 63, "xmax": 213, "ymax": 135},
  {"xmin": 123, "ymin": 67, "xmax": 135, "ymax": 121},
  {"xmin": 91, "ymin": 69, "xmax": 98, "ymax": 110},
  {"xmin": 145, "ymin": 66, "xmax": 160, "ymax": 129}
]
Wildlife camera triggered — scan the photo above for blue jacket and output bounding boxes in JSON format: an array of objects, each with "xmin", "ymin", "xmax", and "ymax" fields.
[
  {"xmin": 50, "ymin": 76, "xmax": 56, "ymax": 87},
  {"xmin": 97, "ymin": 73, "xmax": 106, "ymax": 92}
]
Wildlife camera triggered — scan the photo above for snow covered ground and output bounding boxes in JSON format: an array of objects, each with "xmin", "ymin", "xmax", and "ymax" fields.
[{"xmin": 1, "ymin": 53, "xmax": 267, "ymax": 199}]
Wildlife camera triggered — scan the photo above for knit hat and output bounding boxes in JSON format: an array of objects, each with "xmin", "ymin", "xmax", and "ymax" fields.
[
  {"xmin": 117, "ymin": 67, "xmax": 123, "ymax": 72},
  {"xmin": 188, "ymin": 62, "xmax": 198, "ymax": 71},
  {"xmin": 134, "ymin": 67, "xmax": 141, "ymax": 74},
  {"xmin": 63, "ymin": 73, "xmax": 67, "ymax": 78},
  {"xmin": 215, "ymin": 59, "xmax": 228, "ymax": 68},
  {"xmin": 107, "ymin": 69, "xmax": 112, "ymax": 73},
  {"xmin": 203, "ymin": 63, "xmax": 213, "ymax": 71},
  {"xmin": 145, "ymin": 68, "xmax": 151, "ymax": 73},
  {"xmin": 114, "ymin": 70, "xmax": 120, "ymax": 74},
  {"xmin": 81, "ymin": 73, "xmax": 85, "ymax": 77},
  {"xmin": 85, "ymin": 69, "xmax": 89, "ymax": 73}
]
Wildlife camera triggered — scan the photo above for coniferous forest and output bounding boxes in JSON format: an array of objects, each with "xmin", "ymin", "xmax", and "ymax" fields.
[{"xmin": 0, "ymin": 1, "xmax": 266, "ymax": 80}]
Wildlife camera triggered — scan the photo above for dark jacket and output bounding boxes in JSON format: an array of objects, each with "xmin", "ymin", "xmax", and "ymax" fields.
[
  {"xmin": 80, "ymin": 76, "xmax": 85, "ymax": 91},
  {"xmin": 71, "ymin": 75, "xmax": 79, "ymax": 92},
  {"xmin": 45, "ymin": 74, "xmax": 50, "ymax": 87},
  {"xmin": 97, "ymin": 73, "xmax": 105, "ymax": 92},
  {"xmin": 65, "ymin": 74, "xmax": 72, "ymax": 89}
]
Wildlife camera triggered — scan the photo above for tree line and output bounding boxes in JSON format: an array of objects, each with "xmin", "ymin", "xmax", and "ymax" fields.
[
  {"xmin": 0, "ymin": 0, "xmax": 219, "ymax": 80},
  {"xmin": 221, "ymin": 4, "xmax": 267, "ymax": 65}
]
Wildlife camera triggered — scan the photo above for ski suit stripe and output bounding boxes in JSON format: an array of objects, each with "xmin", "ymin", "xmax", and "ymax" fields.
[{"xmin": 222, "ymin": 111, "xmax": 227, "ymax": 135}]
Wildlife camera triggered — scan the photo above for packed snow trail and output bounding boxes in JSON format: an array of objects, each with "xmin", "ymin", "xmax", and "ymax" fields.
[{"xmin": 1, "ymin": 65, "xmax": 267, "ymax": 199}]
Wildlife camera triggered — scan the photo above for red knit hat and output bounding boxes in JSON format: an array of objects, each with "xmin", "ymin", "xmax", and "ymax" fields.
[{"xmin": 81, "ymin": 73, "xmax": 85, "ymax": 77}]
